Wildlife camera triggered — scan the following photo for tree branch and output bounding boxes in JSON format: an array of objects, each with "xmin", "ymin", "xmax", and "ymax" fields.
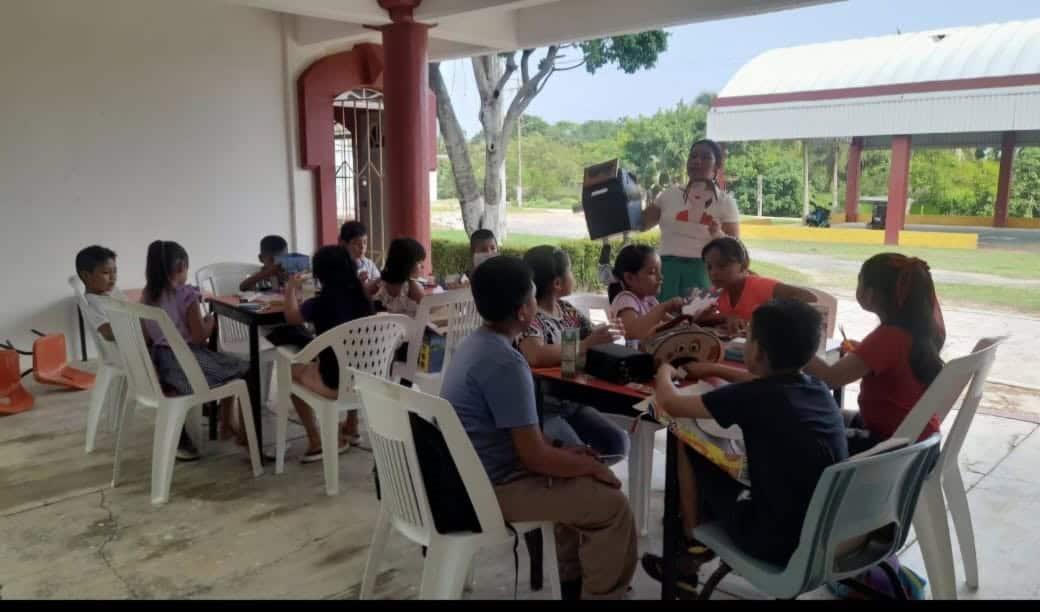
[
  {"xmin": 503, "ymin": 45, "xmax": 559, "ymax": 137},
  {"xmin": 471, "ymin": 55, "xmax": 492, "ymax": 100},
  {"xmin": 520, "ymin": 48, "xmax": 535, "ymax": 85},
  {"xmin": 492, "ymin": 52, "xmax": 519, "ymax": 101},
  {"xmin": 429, "ymin": 62, "xmax": 483, "ymax": 233}
]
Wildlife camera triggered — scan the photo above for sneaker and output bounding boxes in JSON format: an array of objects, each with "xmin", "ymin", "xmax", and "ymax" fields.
[
  {"xmin": 176, "ymin": 430, "xmax": 201, "ymax": 462},
  {"xmin": 641, "ymin": 550, "xmax": 710, "ymax": 600}
]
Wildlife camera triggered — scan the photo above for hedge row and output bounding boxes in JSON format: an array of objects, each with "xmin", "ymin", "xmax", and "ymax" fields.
[{"xmin": 431, "ymin": 234, "xmax": 664, "ymax": 292}]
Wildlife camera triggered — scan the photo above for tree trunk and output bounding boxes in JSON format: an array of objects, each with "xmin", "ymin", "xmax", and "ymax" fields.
[
  {"xmin": 475, "ymin": 55, "xmax": 508, "ymax": 240},
  {"xmin": 429, "ymin": 62, "xmax": 485, "ymax": 236}
]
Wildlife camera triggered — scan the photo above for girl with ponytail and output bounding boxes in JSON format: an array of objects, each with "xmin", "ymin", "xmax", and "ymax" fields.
[
  {"xmin": 806, "ymin": 253, "xmax": 946, "ymax": 453},
  {"xmin": 141, "ymin": 240, "xmax": 250, "ymax": 459}
]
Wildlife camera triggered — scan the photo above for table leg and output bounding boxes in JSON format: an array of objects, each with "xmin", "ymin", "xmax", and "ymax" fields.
[
  {"xmin": 208, "ymin": 316, "xmax": 220, "ymax": 441},
  {"xmin": 77, "ymin": 306, "xmax": 88, "ymax": 362},
  {"xmin": 247, "ymin": 322, "xmax": 265, "ymax": 459},
  {"xmin": 661, "ymin": 429, "xmax": 680, "ymax": 600},
  {"xmin": 525, "ymin": 529, "xmax": 544, "ymax": 591}
]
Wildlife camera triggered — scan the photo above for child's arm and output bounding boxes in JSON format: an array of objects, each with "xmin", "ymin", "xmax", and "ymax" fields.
[
  {"xmin": 185, "ymin": 300, "xmax": 215, "ymax": 346},
  {"xmin": 518, "ymin": 324, "xmax": 619, "ymax": 369},
  {"xmin": 511, "ymin": 425, "xmax": 621, "ymax": 488},
  {"xmin": 283, "ymin": 275, "xmax": 305, "ymax": 326},
  {"xmin": 653, "ymin": 364, "xmax": 713, "ymax": 419},
  {"xmin": 364, "ymin": 279, "xmax": 382, "ymax": 298},
  {"xmin": 239, "ymin": 263, "xmax": 279, "ymax": 292},
  {"xmin": 96, "ymin": 323, "xmax": 115, "ymax": 343},
  {"xmin": 617, "ymin": 297, "xmax": 684, "ymax": 341},
  {"xmin": 773, "ymin": 283, "xmax": 818, "ymax": 304},
  {"xmin": 805, "ymin": 353, "xmax": 869, "ymax": 389},
  {"xmin": 682, "ymin": 362, "xmax": 755, "ymax": 384},
  {"xmin": 407, "ymin": 279, "xmax": 425, "ymax": 304}
]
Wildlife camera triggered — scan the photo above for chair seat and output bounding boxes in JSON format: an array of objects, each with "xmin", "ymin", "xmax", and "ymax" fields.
[
  {"xmin": 36, "ymin": 365, "xmax": 96, "ymax": 390},
  {"xmin": 220, "ymin": 337, "xmax": 276, "ymax": 357},
  {"xmin": 694, "ymin": 523, "xmax": 790, "ymax": 592},
  {"xmin": 409, "ymin": 371, "xmax": 443, "ymax": 395},
  {"xmin": 289, "ymin": 382, "xmax": 361, "ymax": 412}
]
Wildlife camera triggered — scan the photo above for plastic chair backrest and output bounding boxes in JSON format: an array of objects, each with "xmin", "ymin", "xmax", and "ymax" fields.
[
  {"xmin": 804, "ymin": 287, "xmax": 837, "ymax": 339},
  {"xmin": 68, "ymin": 275, "xmax": 122, "ymax": 365},
  {"xmin": 563, "ymin": 294, "xmax": 610, "ymax": 320},
  {"xmin": 196, "ymin": 263, "xmax": 261, "ymax": 297},
  {"xmin": 100, "ymin": 298, "xmax": 211, "ymax": 403},
  {"xmin": 892, "ymin": 336, "xmax": 1004, "ymax": 473},
  {"xmin": 352, "ymin": 369, "xmax": 508, "ymax": 545},
  {"xmin": 789, "ymin": 435, "xmax": 940, "ymax": 593},
  {"xmin": 404, "ymin": 289, "xmax": 482, "ymax": 378},
  {"xmin": 196, "ymin": 263, "xmax": 262, "ymax": 346},
  {"xmin": 292, "ymin": 314, "xmax": 411, "ymax": 403}
]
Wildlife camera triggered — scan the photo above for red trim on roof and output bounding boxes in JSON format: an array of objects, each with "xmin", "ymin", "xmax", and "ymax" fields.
[{"xmin": 712, "ymin": 73, "xmax": 1040, "ymax": 108}]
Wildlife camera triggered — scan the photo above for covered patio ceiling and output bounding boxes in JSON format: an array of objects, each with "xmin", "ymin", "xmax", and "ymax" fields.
[{"xmin": 231, "ymin": 0, "xmax": 839, "ymax": 61}]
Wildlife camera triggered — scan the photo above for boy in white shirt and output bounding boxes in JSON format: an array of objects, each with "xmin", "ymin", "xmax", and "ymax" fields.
[
  {"xmin": 75, "ymin": 245, "xmax": 125, "ymax": 342},
  {"xmin": 339, "ymin": 221, "xmax": 381, "ymax": 296}
]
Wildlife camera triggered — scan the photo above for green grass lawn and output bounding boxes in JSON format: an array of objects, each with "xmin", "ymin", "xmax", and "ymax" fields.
[
  {"xmin": 742, "ymin": 239, "xmax": 1040, "ymax": 280},
  {"xmin": 934, "ymin": 283, "xmax": 1040, "ymax": 315}
]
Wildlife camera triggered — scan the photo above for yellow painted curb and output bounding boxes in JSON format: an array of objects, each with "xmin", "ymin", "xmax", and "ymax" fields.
[{"xmin": 740, "ymin": 225, "xmax": 977, "ymax": 249}]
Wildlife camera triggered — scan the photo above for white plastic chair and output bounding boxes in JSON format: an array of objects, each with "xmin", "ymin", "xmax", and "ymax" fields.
[
  {"xmin": 69, "ymin": 276, "xmax": 130, "ymax": 453},
  {"xmin": 274, "ymin": 314, "xmax": 411, "ymax": 496},
  {"xmin": 196, "ymin": 263, "xmax": 278, "ymax": 405},
  {"xmin": 352, "ymin": 370, "xmax": 561, "ymax": 600},
  {"xmin": 562, "ymin": 293, "xmax": 609, "ymax": 321},
  {"xmin": 890, "ymin": 336, "xmax": 1004, "ymax": 600},
  {"xmin": 805, "ymin": 287, "xmax": 838, "ymax": 340},
  {"xmin": 565, "ymin": 292, "xmax": 661, "ymax": 537},
  {"xmin": 100, "ymin": 298, "xmax": 262, "ymax": 505},
  {"xmin": 396, "ymin": 288, "xmax": 483, "ymax": 396}
]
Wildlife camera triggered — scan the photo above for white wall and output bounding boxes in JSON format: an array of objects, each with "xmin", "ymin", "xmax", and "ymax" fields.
[{"xmin": 0, "ymin": 0, "xmax": 295, "ymax": 361}]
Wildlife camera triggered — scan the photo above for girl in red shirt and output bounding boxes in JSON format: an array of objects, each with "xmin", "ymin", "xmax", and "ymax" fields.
[
  {"xmin": 807, "ymin": 253, "xmax": 946, "ymax": 453},
  {"xmin": 700, "ymin": 236, "xmax": 817, "ymax": 332}
]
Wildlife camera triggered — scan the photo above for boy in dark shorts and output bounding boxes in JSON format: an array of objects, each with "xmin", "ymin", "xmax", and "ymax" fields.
[{"xmin": 642, "ymin": 299, "xmax": 847, "ymax": 597}]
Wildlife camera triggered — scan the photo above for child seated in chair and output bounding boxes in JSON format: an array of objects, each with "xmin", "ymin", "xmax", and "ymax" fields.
[
  {"xmin": 641, "ymin": 299, "xmax": 847, "ymax": 597},
  {"xmin": 444, "ymin": 228, "xmax": 498, "ymax": 289},
  {"xmin": 284, "ymin": 245, "xmax": 374, "ymax": 461},
  {"xmin": 75, "ymin": 245, "xmax": 125, "ymax": 343},
  {"xmin": 339, "ymin": 221, "xmax": 381, "ymax": 297},
  {"xmin": 518, "ymin": 245, "xmax": 629, "ymax": 462},
  {"xmin": 239, "ymin": 234, "xmax": 314, "ymax": 349},
  {"xmin": 372, "ymin": 237, "xmax": 426, "ymax": 317},
  {"xmin": 440, "ymin": 255, "xmax": 638, "ymax": 600}
]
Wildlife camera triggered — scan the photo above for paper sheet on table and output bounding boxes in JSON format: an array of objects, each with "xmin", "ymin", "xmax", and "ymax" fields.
[
  {"xmin": 681, "ymin": 294, "xmax": 718, "ymax": 319},
  {"xmin": 636, "ymin": 380, "xmax": 750, "ymax": 485}
]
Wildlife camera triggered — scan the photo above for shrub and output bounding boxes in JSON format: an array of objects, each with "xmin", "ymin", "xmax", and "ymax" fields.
[{"xmin": 431, "ymin": 234, "xmax": 664, "ymax": 291}]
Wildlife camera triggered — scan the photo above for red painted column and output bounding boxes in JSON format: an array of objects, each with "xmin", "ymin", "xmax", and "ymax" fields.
[
  {"xmin": 378, "ymin": 0, "xmax": 431, "ymax": 264},
  {"xmin": 845, "ymin": 137, "xmax": 863, "ymax": 223},
  {"xmin": 994, "ymin": 131, "xmax": 1016, "ymax": 228},
  {"xmin": 885, "ymin": 135, "xmax": 912, "ymax": 246}
]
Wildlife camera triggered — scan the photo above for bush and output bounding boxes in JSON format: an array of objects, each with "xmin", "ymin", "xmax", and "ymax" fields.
[{"xmin": 431, "ymin": 234, "xmax": 664, "ymax": 292}]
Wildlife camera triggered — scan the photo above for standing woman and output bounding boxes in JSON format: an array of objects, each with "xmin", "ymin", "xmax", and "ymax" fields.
[{"xmin": 642, "ymin": 138, "xmax": 741, "ymax": 300}]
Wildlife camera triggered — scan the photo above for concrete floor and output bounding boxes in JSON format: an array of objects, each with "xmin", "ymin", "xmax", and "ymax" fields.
[{"xmin": 2, "ymin": 366, "xmax": 1039, "ymax": 600}]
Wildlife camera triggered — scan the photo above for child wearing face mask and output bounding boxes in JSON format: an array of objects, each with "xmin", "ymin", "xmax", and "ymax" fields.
[{"xmin": 470, "ymin": 228, "xmax": 498, "ymax": 271}]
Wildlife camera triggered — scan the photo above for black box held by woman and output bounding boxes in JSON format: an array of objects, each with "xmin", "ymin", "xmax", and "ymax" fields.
[{"xmin": 580, "ymin": 159, "xmax": 643, "ymax": 240}]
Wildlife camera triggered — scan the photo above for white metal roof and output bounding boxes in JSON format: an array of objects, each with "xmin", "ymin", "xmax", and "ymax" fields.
[
  {"xmin": 708, "ymin": 19, "xmax": 1040, "ymax": 146},
  {"xmin": 718, "ymin": 19, "xmax": 1040, "ymax": 98}
]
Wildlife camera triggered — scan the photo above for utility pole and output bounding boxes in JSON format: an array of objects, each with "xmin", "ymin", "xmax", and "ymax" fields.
[
  {"xmin": 756, "ymin": 174, "xmax": 764, "ymax": 217},
  {"xmin": 802, "ymin": 140, "xmax": 811, "ymax": 217}
]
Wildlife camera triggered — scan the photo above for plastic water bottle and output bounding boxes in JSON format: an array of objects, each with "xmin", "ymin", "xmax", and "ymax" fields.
[{"xmin": 561, "ymin": 327, "xmax": 579, "ymax": 378}]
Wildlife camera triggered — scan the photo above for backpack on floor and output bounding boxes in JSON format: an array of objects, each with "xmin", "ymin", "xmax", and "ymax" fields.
[{"xmin": 827, "ymin": 555, "xmax": 927, "ymax": 600}]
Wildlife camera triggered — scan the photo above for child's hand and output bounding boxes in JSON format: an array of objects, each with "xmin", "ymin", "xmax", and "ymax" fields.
[
  {"xmin": 586, "ymin": 323, "xmax": 623, "ymax": 347},
  {"xmin": 656, "ymin": 363, "xmax": 677, "ymax": 385},
  {"xmin": 682, "ymin": 362, "xmax": 715, "ymax": 381},
  {"xmin": 708, "ymin": 217, "xmax": 723, "ymax": 238},
  {"xmin": 664, "ymin": 297, "xmax": 685, "ymax": 313},
  {"xmin": 358, "ymin": 270, "xmax": 369, "ymax": 284},
  {"xmin": 286, "ymin": 274, "xmax": 305, "ymax": 292},
  {"xmin": 840, "ymin": 339, "xmax": 860, "ymax": 354},
  {"xmin": 725, "ymin": 316, "xmax": 748, "ymax": 337}
]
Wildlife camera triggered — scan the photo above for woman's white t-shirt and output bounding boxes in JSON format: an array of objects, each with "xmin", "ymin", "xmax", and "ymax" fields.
[{"xmin": 655, "ymin": 185, "xmax": 740, "ymax": 259}]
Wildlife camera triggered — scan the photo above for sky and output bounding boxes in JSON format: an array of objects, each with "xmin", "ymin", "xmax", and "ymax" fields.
[{"xmin": 439, "ymin": 0, "xmax": 1039, "ymax": 137}]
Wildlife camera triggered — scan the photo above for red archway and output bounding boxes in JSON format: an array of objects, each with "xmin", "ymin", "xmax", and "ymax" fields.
[{"xmin": 298, "ymin": 43, "xmax": 436, "ymax": 248}]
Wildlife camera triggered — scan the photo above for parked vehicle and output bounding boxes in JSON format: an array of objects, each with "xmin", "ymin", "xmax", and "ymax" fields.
[
  {"xmin": 867, "ymin": 203, "xmax": 887, "ymax": 230},
  {"xmin": 804, "ymin": 201, "xmax": 832, "ymax": 228}
]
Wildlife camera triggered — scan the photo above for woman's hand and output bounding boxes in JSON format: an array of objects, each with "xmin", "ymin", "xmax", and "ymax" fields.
[{"xmin": 708, "ymin": 217, "xmax": 723, "ymax": 238}]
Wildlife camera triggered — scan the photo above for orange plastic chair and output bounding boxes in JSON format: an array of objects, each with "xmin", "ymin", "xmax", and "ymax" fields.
[
  {"xmin": 1, "ymin": 349, "xmax": 33, "ymax": 414},
  {"xmin": 32, "ymin": 334, "xmax": 95, "ymax": 391}
]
